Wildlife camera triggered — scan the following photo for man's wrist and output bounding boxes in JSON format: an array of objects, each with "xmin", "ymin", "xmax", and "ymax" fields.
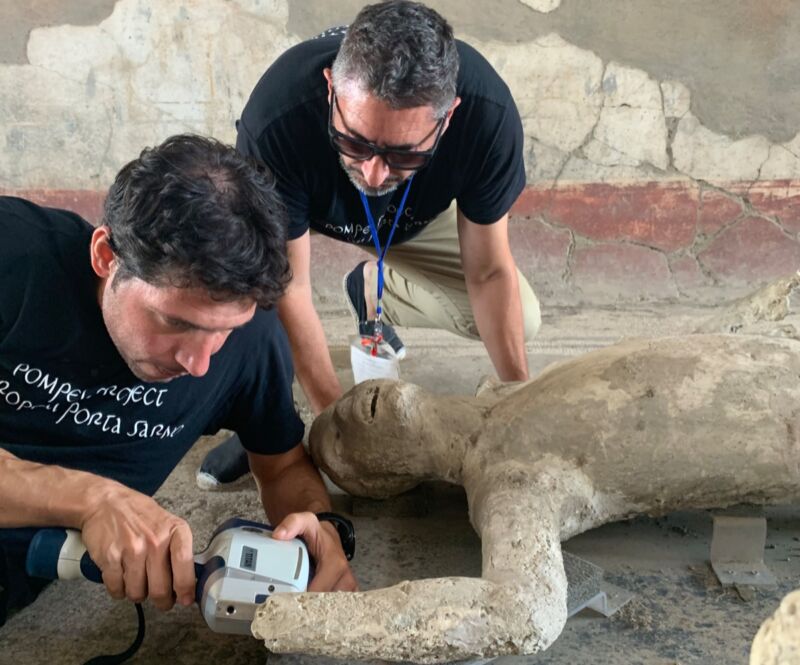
[
  {"xmin": 73, "ymin": 474, "xmax": 129, "ymax": 529},
  {"xmin": 309, "ymin": 383, "xmax": 344, "ymax": 416},
  {"xmin": 498, "ymin": 367, "xmax": 529, "ymax": 382}
]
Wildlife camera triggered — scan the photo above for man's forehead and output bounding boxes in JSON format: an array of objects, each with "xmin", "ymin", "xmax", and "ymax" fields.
[
  {"xmin": 133, "ymin": 279, "xmax": 256, "ymax": 326},
  {"xmin": 336, "ymin": 84, "xmax": 439, "ymax": 122}
]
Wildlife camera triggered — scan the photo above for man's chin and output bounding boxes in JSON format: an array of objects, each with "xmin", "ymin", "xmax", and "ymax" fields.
[
  {"xmin": 130, "ymin": 362, "xmax": 185, "ymax": 383},
  {"xmin": 357, "ymin": 182, "xmax": 400, "ymax": 197},
  {"xmin": 342, "ymin": 164, "xmax": 402, "ymax": 197}
]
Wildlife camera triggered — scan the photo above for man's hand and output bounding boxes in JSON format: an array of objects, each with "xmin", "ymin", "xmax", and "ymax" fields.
[
  {"xmin": 272, "ymin": 512, "xmax": 357, "ymax": 592},
  {"xmin": 79, "ymin": 484, "xmax": 195, "ymax": 611}
]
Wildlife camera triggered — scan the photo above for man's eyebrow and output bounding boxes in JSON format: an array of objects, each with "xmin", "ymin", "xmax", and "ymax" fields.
[
  {"xmin": 385, "ymin": 141, "xmax": 419, "ymax": 151},
  {"xmin": 162, "ymin": 314, "xmax": 251, "ymax": 333}
]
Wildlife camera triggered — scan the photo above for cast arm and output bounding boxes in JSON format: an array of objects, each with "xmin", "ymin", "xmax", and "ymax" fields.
[
  {"xmin": 251, "ymin": 476, "xmax": 568, "ymax": 662},
  {"xmin": 457, "ymin": 209, "xmax": 528, "ymax": 381}
]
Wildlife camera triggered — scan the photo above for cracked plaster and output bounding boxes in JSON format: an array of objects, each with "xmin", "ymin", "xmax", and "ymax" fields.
[
  {"xmin": 283, "ymin": 1, "xmax": 800, "ymax": 144},
  {"xmin": 556, "ymin": 157, "xmax": 664, "ymax": 184},
  {"xmin": 523, "ymin": 138, "xmax": 570, "ymax": 186},
  {"xmin": 1, "ymin": 0, "xmax": 293, "ymax": 188},
  {"xmin": 760, "ymin": 133, "xmax": 800, "ymax": 180},
  {"xmin": 476, "ymin": 34, "xmax": 605, "ymax": 156},
  {"xmin": 584, "ymin": 62, "xmax": 668, "ymax": 171},
  {"xmin": 517, "ymin": 0, "xmax": 562, "ymax": 14},
  {"xmin": 1, "ymin": 0, "xmax": 800, "ymax": 197},
  {"xmin": 672, "ymin": 114, "xmax": 773, "ymax": 183},
  {"xmin": 661, "ymin": 80, "xmax": 692, "ymax": 119}
]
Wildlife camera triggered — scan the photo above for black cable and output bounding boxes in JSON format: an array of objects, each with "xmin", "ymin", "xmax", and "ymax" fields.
[{"xmin": 83, "ymin": 602, "xmax": 145, "ymax": 665}]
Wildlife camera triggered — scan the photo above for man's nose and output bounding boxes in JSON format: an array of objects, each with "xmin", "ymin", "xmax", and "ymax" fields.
[
  {"xmin": 175, "ymin": 334, "xmax": 220, "ymax": 378},
  {"xmin": 360, "ymin": 155, "xmax": 390, "ymax": 188}
]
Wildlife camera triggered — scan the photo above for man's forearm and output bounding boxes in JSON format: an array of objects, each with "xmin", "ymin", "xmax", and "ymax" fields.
[
  {"xmin": 0, "ymin": 448, "xmax": 199, "ymax": 608},
  {"xmin": 277, "ymin": 289, "xmax": 343, "ymax": 415},
  {"xmin": 252, "ymin": 450, "xmax": 332, "ymax": 525},
  {"xmin": 467, "ymin": 268, "xmax": 529, "ymax": 382},
  {"xmin": 0, "ymin": 447, "xmax": 120, "ymax": 528}
]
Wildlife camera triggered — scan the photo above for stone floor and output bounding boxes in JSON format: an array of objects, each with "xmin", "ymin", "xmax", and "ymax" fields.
[{"xmin": 1, "ymin": 305, "xmax": 799, "ymax": 665}]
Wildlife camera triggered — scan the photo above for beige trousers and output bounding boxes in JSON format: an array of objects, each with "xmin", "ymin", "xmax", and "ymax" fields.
[{"xmin": 361, "ymin": 205, "xmax": 541, "ymax": 341}]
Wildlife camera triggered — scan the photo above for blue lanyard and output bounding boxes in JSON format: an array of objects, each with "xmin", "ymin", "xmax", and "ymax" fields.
[{"xmin": 358, "ymin": 175, "xmax": 414, "ymax": 321}]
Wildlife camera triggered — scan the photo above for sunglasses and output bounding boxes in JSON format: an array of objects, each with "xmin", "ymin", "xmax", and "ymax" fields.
[{"xmin": 327, "ymin": 90, "xmax": 446, "ymax": 171}]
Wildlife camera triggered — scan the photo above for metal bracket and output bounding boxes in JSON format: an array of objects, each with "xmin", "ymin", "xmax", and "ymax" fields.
[
  {"xmin": 580, "ymin": 581, "xmax": 636, "ymax": 618},
  {"xmin": 710, "ymin": 514, "xmax": 777, "ymax": 587},
  {"xmin": 564, "ymin": 551, "xmax": 634, "ymax": 618}
]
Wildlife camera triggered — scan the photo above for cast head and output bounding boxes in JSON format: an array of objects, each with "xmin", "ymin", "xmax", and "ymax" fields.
[
  {"xmin": 326, "ymin": 0, "xmax": 461, "ymax": 196},
  {"xmin": 310, "ymin": 380, "xmax": 441, "ymax": 497},
  {"xmin": 90, "ymin": 134, "xmax": 290, "ymax": 383}
]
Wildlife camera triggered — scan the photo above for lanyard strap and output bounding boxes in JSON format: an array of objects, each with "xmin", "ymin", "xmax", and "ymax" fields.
[{"xmin": 358, "ymin": 175, "xmax": 414, "ymax": 319}]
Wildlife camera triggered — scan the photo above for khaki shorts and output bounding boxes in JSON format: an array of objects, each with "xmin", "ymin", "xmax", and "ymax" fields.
[{"xmin": 362, "ymin": 205, "xmax": 541, "ymax": 341}]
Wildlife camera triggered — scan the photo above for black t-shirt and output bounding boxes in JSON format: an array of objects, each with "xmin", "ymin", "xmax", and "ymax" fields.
[
  {"xmin": 0, "ymin": 197, "xmax": 304, "ymax": 498},
  {"xmin": 237, "ymin": 34, "xmax": 526, "ymax": 247}
]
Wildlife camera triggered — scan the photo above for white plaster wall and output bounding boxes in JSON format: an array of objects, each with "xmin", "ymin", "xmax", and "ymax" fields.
[
  {"xmin": 1, "ymin": 0, "xmax": 800, "ymax": 189},
  {"xmin": 1, "ymin": 0, "xmax": 293, "ymax": 188}
]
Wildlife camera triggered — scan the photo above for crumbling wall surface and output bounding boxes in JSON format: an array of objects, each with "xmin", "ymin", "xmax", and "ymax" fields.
[
  {"xmin": 0, "ymin": 0, "xmax": 293, "ymax": 190},
  {"xmin": 2, "ymin": 0, "xmax": 800, "ymax": 304}
]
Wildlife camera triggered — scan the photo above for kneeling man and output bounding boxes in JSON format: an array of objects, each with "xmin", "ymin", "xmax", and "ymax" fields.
[{"xmin": 0, "ymin": 134, "xmax": 356, "ymax": 627}]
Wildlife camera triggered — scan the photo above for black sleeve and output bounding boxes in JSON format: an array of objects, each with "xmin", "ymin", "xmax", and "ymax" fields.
[
  {"xmin": 0, "ymin": 226, "xmax": 10, "ymax": 344},
  {"xmin": 457, "ymin": 99, "xmax": 526, "ymax": 225},
  {"xmin": 236, "ymin": 118, "xmax": 311, "ymax": 240},
  {"xmin": 221, "ymin": 309, "xmax": 305, "ymax": 455},
  {"xmin": 0, "ymin": 201, "xmax": 33, "ymax": 346}
]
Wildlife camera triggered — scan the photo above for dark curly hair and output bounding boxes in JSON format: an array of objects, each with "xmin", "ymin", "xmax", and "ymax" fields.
[
  {"xmin": 332, "ymin": 1, "xmax": 459, "ymax": 118},
  {"xmin": 103, "ymin": 134, "xmax": 290, "ymax": 308}
]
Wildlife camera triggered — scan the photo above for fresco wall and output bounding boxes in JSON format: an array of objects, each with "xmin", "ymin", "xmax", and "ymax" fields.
[{"xmin": 3, "ymin": 0, "xmax": 799, "ymax": 307}]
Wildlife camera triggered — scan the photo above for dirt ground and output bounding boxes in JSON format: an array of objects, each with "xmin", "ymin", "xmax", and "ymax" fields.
[{"xmin": 1, "ymin": 306, "xmax": 798, "ymax": 665}]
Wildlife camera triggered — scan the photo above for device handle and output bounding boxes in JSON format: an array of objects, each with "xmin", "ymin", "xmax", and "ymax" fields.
[
  {"xmin": 26, "ymin": 528, "xmax": 206, "ymax": 585},
  {"xmin": 25, "ymin": 528, "xmax": 103, "ymax": 583}
]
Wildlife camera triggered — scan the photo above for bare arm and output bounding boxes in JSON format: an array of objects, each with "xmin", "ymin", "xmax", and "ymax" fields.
[
  {"xmin": 248, "ymin": 444, "xmax": 357, "ymax": 591},
  {"xmin": 277, "ymin": 231, "xmax": 343, "ymax": 415},
  {"xmin": 0, "ymin": 446, "xmax": 113, "ymax": 529},
  {"xmin": 457, "ymin": 209, "xmax": 529, "ymax": 381},
  {"xmin": 0, "ymin": 447, "xmax": 195, "ymax": 610},
  {"xmin": 248, "ymin": 444, "xmax": 332, "ymax": 522}
]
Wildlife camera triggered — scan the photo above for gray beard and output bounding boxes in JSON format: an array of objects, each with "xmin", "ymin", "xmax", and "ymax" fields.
[{"xmin": 339, "ymin": 156, "xmax": 402, "ymax": 197}]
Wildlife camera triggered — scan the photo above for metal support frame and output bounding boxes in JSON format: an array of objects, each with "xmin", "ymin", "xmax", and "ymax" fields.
[
  {"xmin": 710, "ymin": 514, "xmax": 777, "ymax": 588},
  {"xmin": 577, "ymin": 581, "xmax": 636, "ymax": 618}
]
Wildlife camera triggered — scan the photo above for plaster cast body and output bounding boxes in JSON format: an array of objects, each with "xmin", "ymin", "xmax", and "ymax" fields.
[
  {"xmin": 252, "ymin": 334, "xmax": 800, "ymax": 663},
  {"xmin": 750, "ymin": 589, "xmax": 800, "ymax": 665}
]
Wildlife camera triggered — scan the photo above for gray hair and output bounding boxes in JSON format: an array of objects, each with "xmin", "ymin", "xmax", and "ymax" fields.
[{"xmin": 331, "ymin": 1, "xmax": 459, "ymax": 119}]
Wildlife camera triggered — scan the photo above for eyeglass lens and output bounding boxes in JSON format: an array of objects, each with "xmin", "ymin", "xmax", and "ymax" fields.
[{"xmin": 331, "ymin": 135, "xmax": 431, "ymax": 169}]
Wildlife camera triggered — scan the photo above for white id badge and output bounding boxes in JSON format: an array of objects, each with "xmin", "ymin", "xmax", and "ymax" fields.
[{"xmin": 349, "ymin": 334, "xmax": 400, "ymax": 383}]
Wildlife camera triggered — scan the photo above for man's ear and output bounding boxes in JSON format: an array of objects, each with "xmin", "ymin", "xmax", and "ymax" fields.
[
  {"xmin": 442, "ymin": 96, "xmax": 462, "ymax": 132},
  {"xmin": 90, "ymin": 226, "xmax": 117, "ymax": 279},
  {"xmin": 323, "ymin": 67, "xmax": 334, "ymax": 101}
]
